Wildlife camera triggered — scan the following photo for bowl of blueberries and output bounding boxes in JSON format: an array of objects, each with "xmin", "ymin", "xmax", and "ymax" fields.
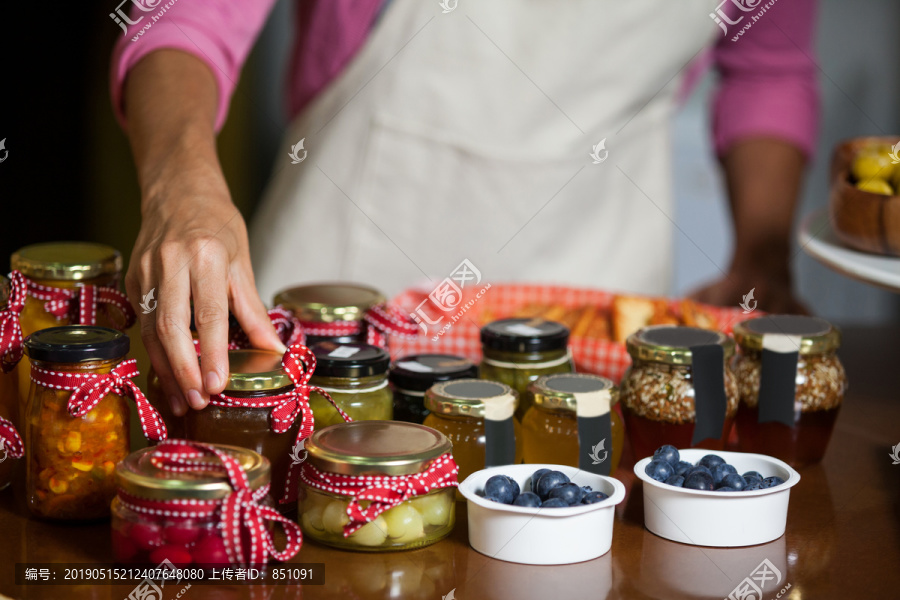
[
  {"xmin": 458, "ymin": 464, "xmax": 625, "ymax": 565},
  {"xmin": 634, "ymin": 445, "xmax": 801, "ymax": 547}
]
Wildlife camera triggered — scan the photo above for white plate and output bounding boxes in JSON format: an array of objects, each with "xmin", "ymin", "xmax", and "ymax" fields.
[
  {"xmin": 634, "ymin": 449, "xmax": 800, "ymax": 547},
  {"xmin": 459, "ymin": 464, "xmax": 626, "ymax": 565},
  {"xmin": 799, "ymin": 209, "xmax": 900, "ymax": 292}
]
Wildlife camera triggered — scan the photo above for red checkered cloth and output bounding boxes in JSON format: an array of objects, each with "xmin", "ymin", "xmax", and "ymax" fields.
[{"xmin": 389, "ymin": 283, "xmax": 753, "ymax": 383}]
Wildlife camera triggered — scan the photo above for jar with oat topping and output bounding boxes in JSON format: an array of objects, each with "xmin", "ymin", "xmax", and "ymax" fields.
[
  {"xmin": 620, "ymin": 326, "xmax": 738, "ymax": 461},
  {"xmin": 733, "ymin": 315, "xmax": 846, "ymax": 468}
]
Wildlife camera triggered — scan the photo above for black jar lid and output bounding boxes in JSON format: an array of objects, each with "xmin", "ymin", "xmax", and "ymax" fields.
[
  {"xmin": 481, "ymin": 318, "xmax": 569, "ymax": 353},
  {"xmin": 311, "ymin": 342, "xmax": 390, "ymax": 378},
  {"xmin": 389, "ymin": 354, "xmax": 478, "ymax": 393},
  {"xmin": 25, "ymin": 326, "xmax": 130, "ymax": 363}
]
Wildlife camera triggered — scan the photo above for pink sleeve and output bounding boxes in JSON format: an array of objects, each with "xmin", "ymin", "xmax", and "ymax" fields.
[
  {"xmin": 110, "ymin": 0, "xmax": 278, "ymax": 132},
  {"xmin": 712, "ymin": 0, "xmax": 820, "ymax": 158}
]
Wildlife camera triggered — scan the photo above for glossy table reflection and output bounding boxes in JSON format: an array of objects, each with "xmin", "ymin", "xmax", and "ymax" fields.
[{"xmin": 1, "ymin": 326, "xmax": 898, "ymax": 600}]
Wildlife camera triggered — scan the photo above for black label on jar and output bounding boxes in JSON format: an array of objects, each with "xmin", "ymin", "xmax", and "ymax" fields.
[
  {"xmin": 485, "ymin": 418, "xmax": 516, "ymax": 467},
  {"xmin": 758, "ymin": 336, "xmax": 800, "ymax": 428},
  {"xmin": 578, "ymin": 413, "xmax": 612, "ymax": 476},
  {"xmin": 690, "ymin": 344, "xmax": 728, "ymax": 445}
]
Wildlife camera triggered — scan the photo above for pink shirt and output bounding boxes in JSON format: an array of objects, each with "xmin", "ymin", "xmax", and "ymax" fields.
[{"xmin": 111, "ymin": 0, "xmax": 819, "ymax": 157}]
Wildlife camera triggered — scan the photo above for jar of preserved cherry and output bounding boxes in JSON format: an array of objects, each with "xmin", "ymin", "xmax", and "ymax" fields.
[
  {"xmin": 389, "ymin": 354, "xmax": 477, "ymax": 423},
  {"xmin": 479, "ymin": 318, "xmax": 574, "ymax": 419},
  {"xmin": 733, "ymin": 315, "xmax": 846, "ymax": 468},
  {"xmin": 112, "ymin": 440, "xmax": 301, "ymax": 567},
  {"xmin": 522, "ymin": 373, "xmax": 625, "ymax": 475},
  {"xmin": 308, "ymin": 342, "xmax": 392, "ymax": 427},
  {"xmin": 24, "ymin": 326, "xmax": 166, "ymax": 520},
  {"xmin": 620, "ymin": 325, "xmax": 738, "ymax": 461},
  {"xmin": 298, "ymin": 421, "xmax": 457, "ymax": 551}
]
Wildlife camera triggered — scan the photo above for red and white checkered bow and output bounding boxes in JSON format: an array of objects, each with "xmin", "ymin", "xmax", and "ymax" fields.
[
  {"xmin": 0, "ymin": 416, "xmax": 23, "ymax": 460},
  {"xmin": 298, "ymin": 303, "xmax": 420, "ymax": 348}
]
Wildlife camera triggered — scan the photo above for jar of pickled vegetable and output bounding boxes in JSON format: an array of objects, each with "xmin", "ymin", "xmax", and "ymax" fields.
[
  {"xmin": 113, "ymin": 440, "xmax": 301, "ymax": 567},
  {"xmin": 733, "ymin": 315, "xmax": 847, "ymax": 468},
  {"xmin": 298, "ymin": 421, "xmax": 458, "ymax": 551},
  {"xmin": 479, "ymin": 318, "xmax": 574, "ymax": 420},
  {"xmin": 422, "ymin": 379, "xmax": 521, "ymax": 484},
  {"xmin": 24, "ymin": 326, "xmax": 166, "ymax": 520},
  {"xmin": 11, "ymin": 242, "xmax": 136, "ymax": 415},
  {"xmin": 522, "ymin": 373, "xmax": 624, "ymax": 476},
  {"xmin": 390, "ymin": 354, "xmax": 477, "ymax": 423},
  {"xmin": 620, "ymin": 326, "xmax": 738, "ymax": 461},
  {"xmin": 308, "ymin": 342, "xmax": 392, "ymax": 427}
]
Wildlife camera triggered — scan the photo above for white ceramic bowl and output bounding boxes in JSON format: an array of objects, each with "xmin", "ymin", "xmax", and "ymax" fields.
[
  {"xmin": 458, "ymin": 464, "xmax": 626, "ymax": 565},
  {"xmin": 634, "ymin": 449, "xmax": 801, "ymax": 547}
]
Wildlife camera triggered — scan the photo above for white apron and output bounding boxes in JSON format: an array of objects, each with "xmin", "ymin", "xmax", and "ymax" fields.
[{"xmin": 250, "ymin": 0, "xmax": 720, "ymax": 301}]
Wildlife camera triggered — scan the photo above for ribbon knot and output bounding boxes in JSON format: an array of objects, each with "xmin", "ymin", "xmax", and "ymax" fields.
[
  {"xmin": 31, "ymin": 358, "xmax": 167, "ymax": 442},
  {"xmin": 298, "ymin": 303, "xmax": 419, "ymax": 349},
  {"xmin": 21, "ymin": 273, "xmax": 136, "ymax": 330},
  {"xmin": 228, "ymin": 306, "xmax": 305, "ymax": 350},
  {"xmin": 0, "ymin": 271, "xmax": 26, "ymax": 372},
  {"xmin": 0, "ymin": 416, "xmax": 24, "ymax": 460}
]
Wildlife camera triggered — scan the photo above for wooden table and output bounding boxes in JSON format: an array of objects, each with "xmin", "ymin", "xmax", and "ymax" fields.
[{"xmin": 2, "ymin": 325, "xmax": 898, "ymax": 600}]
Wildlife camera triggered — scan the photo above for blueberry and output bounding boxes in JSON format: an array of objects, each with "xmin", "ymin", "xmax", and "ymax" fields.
[
  {"xmin": 513, "ymin": 492, "xmax": 541, "ymax": 507},
  {"xmin": 674, "ymin": 461, "xmax": 693, "ymax": 476},
  {"xmin": 653, "ymin": 444, "xmax": 680, "ymax": 466},
  {"xmin": 664, "ymin": 474, "xmax": 685, "ymax": 487},
  {"xmin": 530, "ymin": 468, "xmax": 551, "ymax": 491},
  {"xmin": 762, "ymin": 476, "xmax": 785, "ymax": 488},
  {"xmin": 685, "ymin": 465, "xmax": 712, "ymax": 478},
  {"xmin": 581, "ymin": 485, "xmax": 593, "ymax": 495},
  {"xmin": 716, "ymin": 486, "xmax": 741, "ymax": 492},
  {"xmin": 582, "ymin": 491, "xmax": 609, "ymax": 504},
  {"xmin": 744, "ymin": 481, "xmax": 765, "ymax": 491},
  {"xmin": 644, "ymin": 459, "xmax": 674, "ymax": 483},
  {"xmin": 548, "ymin": 483, "xmax": 584, "ymax": 506},
  {"xmin": 711, "ymin": 463, "xmax": 737, "ymax": 485},
  {"xmin": 484, "ymin": 475, "xmax": 518, "ymax": 504},
  {"xmin": 698, "ymin": 454, "xmax": 726, "ymax": 470},
  {"xmin": 535, "ymin": 471, "xmax": 570, "ymax": 500},
  {"xmin": 742, "ymin": 471, "xmax": 763, "ymax": 482},
  {"xmin": 485, "ymin": 494, "xmax": 504, "ymax": 503},
  {"xmin": 683, "ymin": 471, "xmax": 714, "ymax": 491},
  {"xmin": 717, "ymin": 473, "xmax": 747, "ymax": 490},
  {"xmin": 540, "ymin": 497, "xmax": 569, "ymax": 508}
]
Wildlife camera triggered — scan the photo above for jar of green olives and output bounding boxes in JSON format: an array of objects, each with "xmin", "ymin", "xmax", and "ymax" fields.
[
  {"xmin": 389, "ymin": 354, "xmax": 477, "ymax": 423},
  {"xmin": 479, "ymin": 318, "xmax": 574, "ymax": 419},
  {"xmin": 308, "ymin": 342, "xmax": 392, "ymax": 427}
]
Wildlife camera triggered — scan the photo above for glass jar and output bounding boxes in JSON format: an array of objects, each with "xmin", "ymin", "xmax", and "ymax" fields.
[
  {"xmin": 0, "ymin": 275, "xmax": 20, "ymax": 433},
  {"xmin": 620, "ymin": 326, "xmax": 738, "ymax": 461},
  {"xmin": 274, "ymin": 283, "xmax": 385, "ymax": 346},
  {"xmin": 733, "ymin": 315, "xmax": 847, "ymax": 468},
  {"xmin": 479, "ymin": 318, "xmax": 574, "ymax": 420},
  {"xmin": 390, "ymin": 354, "xmax": 477, "ymax": 423},
  {"xmin": 12, "ymin": 242, "xmax": 131, "ymax": 416},
  {"xmin": 24, "ymin": 326, "xmax": 132, "ymax": 520},
  {"xmin": 112, "ymin": 442, "xmax": 276, "ymax": 566},
  {"xmin": 185, "ymin": 349, "xmax": 299, "ymax": 505},
  {"xmin": 423, "ymin": 379, "xmax": 522, "ymax": 485},
  {"xmin": 308, "ymin": 342, "xmax": 392, "ymax": 427},
  {"xmin": 298, "ymin": 421, "xmax": 456, "ymax": 551},
  {"xmin": 522, "ymin": 373, "xmax": 625, "ymax": 475}
]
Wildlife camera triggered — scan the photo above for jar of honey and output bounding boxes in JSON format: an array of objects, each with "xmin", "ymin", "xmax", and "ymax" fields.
[
  {"xmin": 479, "ymin": 318, "xmax": 574, "ymax": 419},
  {"xmin": 620, "ymin": 326, "xmax": 738, "ymax": 461},
  {"xmin": 185, "ymin": 348, "xmax": 306, "ymax": 505},
  {"xmin": 733, "ymin": 315, "xmax": 846, "ymax": 468},
  {"xmin": 422, "ymin": 379, "xmax": 521, "ymax": 484},
  {"xmin": 298, "ymin": 421, "xmax": 457, "ymax": 551},
  {"xmin": 113, "ymin": 441, "xmax": 301, "ymax": 567},
  {"xmin": 274, "ymin": 283, "xmax": 386, "ymax": 346},
  {"xmin": 389, "ymin": 354, "xmax": 477, "ymax": 424},
  {"xmin": 522, "ymin": 373, "xmax": 624, "ymax": 476},
  {"xmin": 11, "ymin": 242, "xmax": 135, "ymax": 416},
  {"xmin": 24, "ymin": 326, "xmax": 163, "ymax": 520},
  {"xmin": 308, "ymin": 342, "xmax": 392, "ymax": 427}
]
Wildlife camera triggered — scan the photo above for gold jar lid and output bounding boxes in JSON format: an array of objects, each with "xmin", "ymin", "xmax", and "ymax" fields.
[
  {"xmin": 11, "ymin": 242, "xmax": 122, "ymax": 281},
  {"xmin": 273, "ymin": 283, "xmax": 385, "ymax": 323},
  {"xmin": 530, "ymin": 373, "xmax": 617, "ymax": 412},
  {"xmin": 222, "ymin": 349, "xmax": 292, "ymax": 392},
  {"xmin": 424, "ymin": 378, "xmax": 518, "ymax": 419},
  {"xmin": 0, "ymin": 275, "xmax": 8, "ymax": 309},
  {"xmin": 733, "ymin": 315, "xmax": 840, "ymax": 355},
  {"xmin": 305, "ymin": 421, "xmax": 451, "ymax": 476},
  {"xmin": 116, "ymin": 443, "xmax": 270, "ymax": 500},
  {"xmin": 626, "ymin": 325, "xmax": 735, "ymax": 365}
]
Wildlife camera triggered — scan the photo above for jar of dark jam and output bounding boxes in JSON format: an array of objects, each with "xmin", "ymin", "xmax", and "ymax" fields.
[
  {"xmin": 733, "ymin": 315, "xmax": 846, "ymax": 468},
  {"xmin": 389, "ymin": 354, "xmax": 477, "ymax": 423},
  {"xmin": 274, "ymin": 283, "xmax": 385, "ymax": 346},
  {"xmin": 309, "ymin": 342, "xmax": 392, "ymax": 428},
  {"xmin": 479, "ymin": 318, "xmax": 574, "ymax": 420},
  {"xmin": 620, "ymin": 326, "xmax": 738, "ymax": 461}
]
